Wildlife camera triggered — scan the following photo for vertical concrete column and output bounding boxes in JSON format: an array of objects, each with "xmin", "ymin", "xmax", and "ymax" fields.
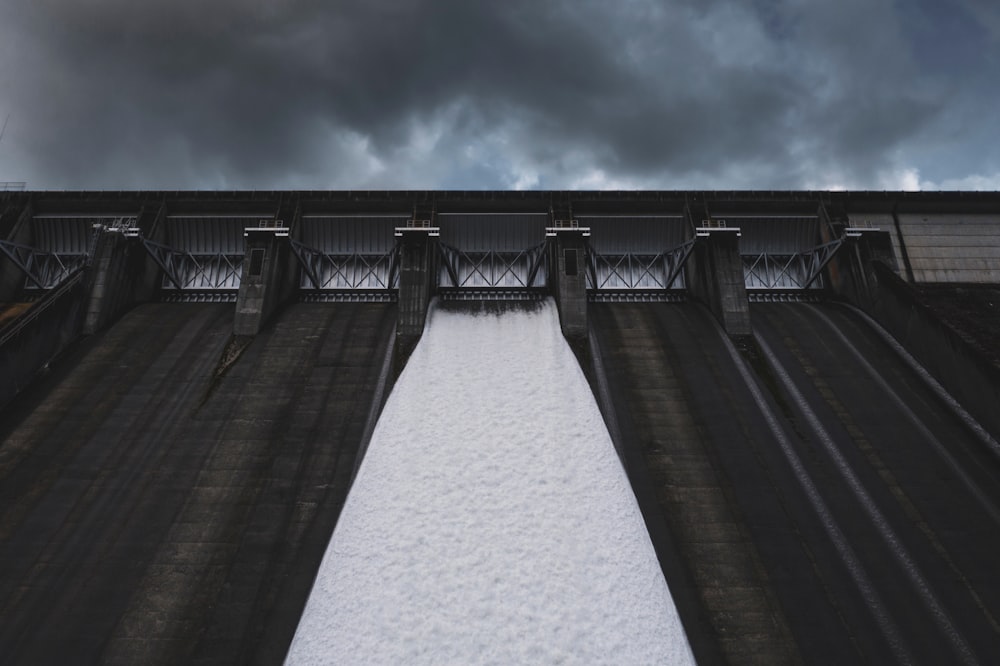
[
  {"xmin": 826, "ymin": 228, "xmax": 897, "ymax": 312},
  {"xmin": 686, "ymin": 227, "xmax": 751, "ymax": 336},
  {"xmin": 394, "ymin": 226, "xmax": 438, "ymax": 364},
  {"xmin": 134, "ymin": 201, "xmax": 169, "ymax": 301},
  {"xmin": 547, "ymin": 227, "xmax": 589, "ymax": 343},
  {"xmin": 234, "ymin": 223, "xmax": 291, "ymax": 336},
  {"xmin": 83, "ymin": 226, "xmax": 148, "ymax": 334},
  {"xmin": 0, "ymin": 201, "xmax": 34, "ymax": 301}
]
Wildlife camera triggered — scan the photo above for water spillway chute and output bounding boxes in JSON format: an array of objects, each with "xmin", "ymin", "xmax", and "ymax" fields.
[{"xmin": 286, "ymin": 299, "xmax": 695, "ymax": 664}]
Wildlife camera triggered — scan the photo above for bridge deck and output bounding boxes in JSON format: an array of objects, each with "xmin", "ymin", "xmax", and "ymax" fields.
[{"xmin": 0, "ymin": 302, "xmax": 396, "ymax": 664}]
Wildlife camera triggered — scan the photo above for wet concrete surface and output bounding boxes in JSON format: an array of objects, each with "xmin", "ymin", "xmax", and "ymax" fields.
[
  {"xmin": 591, "ymin": 301, "xmax": 1000, "ymax": 665},
  {"xmin": 0, "ymin": 302, "xmax": 396, "ymax": 664}
]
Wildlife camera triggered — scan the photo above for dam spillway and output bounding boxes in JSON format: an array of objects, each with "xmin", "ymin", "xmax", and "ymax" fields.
[
  {"xmin": 286, "ymin": 300, "xmax": 695, "ymax": 664},
  {"xmin": 2, "ymin": 189, "xmax": 1000, "ymax": 663}
]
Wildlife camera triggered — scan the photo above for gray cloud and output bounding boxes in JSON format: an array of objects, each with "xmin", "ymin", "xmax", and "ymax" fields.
[{"xmin": 0, "ymin": 0, "xmax": 997, "ymax": 190}]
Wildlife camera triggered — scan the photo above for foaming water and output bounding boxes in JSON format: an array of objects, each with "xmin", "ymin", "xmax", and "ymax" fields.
[{"xmin": 286, "ymin": 299, "xmax": 695, "ymax": 664}]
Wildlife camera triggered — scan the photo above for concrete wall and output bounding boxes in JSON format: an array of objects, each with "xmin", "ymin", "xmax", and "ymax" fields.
[
  {"xmin": 550, "ymin": 230, "xmax": 588, "ymax": 343},
  {"xmin": 850, "ymin": 212, "xmax": 1000, "ymax": 284},
  {"xmin": 824, "ymin": 229, "xmax": 897, "ymax": 313},
  {"xmin": 895, "ymin": 213, "xmax": 1000, "ymax": 283},
  {"xmin": 395, "ymin": 228, "xmax": 436, "ymax": 369},
  {"xmin": 134, "ymin": 201, "xmax": 169, "ymax": 301},
  {"xmin": 83, "ymin": 230, "xmax": 150, "ymax": 335},
  {"xmin": 0, "ymin": 202, "xmax": 34, "ymax": 301},
  {"xmin": 0, "ymin": 270, "xmax": 88, "ymax": 408},
  {"xmin": 684, "ymin": 229, "xmax": 750, "ymax": 336},
  {"xmin": 233, "ymin": 229, "xmax": 294, "ymax": 336},
  {"xmin": 866, "ymin": 262, "xmax": 1000, "ymax": 441}
]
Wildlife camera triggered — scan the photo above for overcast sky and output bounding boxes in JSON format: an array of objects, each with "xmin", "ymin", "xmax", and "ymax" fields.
[{"xmin": 1, "ymin": 0, "xmax": 998, "ymax": 191}]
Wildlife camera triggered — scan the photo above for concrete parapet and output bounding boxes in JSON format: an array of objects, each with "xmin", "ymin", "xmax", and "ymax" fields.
[
  {"xmin": 547, "ymin": 227, "xmax": 589, "ymax": 343},
  {"xmin": 685, "ymin": 227, "xmax": 750, "ymax": 336}
]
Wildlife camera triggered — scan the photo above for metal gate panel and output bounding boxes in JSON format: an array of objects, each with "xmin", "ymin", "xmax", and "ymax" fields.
[
  {"xmin": 437, "ymin": 213, "xmax": 548, "ymax": 289},
  {"xmin": 296, "ymin": 215, "xmax": 405, "ymax": 290},
  {"xmin": 166, "ymin": 215, "xmax": 257, "ymax": 254},
  {"xmin": 18, "ymin": 214, "xmax": 135, "ymax": 290},
  {"xmin": 736, "ymin": 216, "xmax": 823, "ymax": 290},
  {"xmin": 736, "ymin": 216, "xmax": 819, "ymax": 255},
  {"xmin": 32, "ymin": 216, "xmax": 97, "ymax": 254},
  {"xmin": 160, "ymin": 214, "xmax": 265, "ymax": 291},
  {"xmin": 580, "ymin": 215, "xmax": 690, "ymax": 291},
  {"xmin": 300, "ymin": 215, "xmax": 404, "ymax": 254},
  {"xmin": 579, "ymin": 215, "xmax": 687, "ymax": 254},
  {"xmin": 437, "ymin": 213, "xmax": 547, "ymax": 252}
]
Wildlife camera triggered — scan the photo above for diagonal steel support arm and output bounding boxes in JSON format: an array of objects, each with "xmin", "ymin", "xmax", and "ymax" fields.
[
  {"xmin": 139, "ymin": 238, "xmax": 188, "ymax": 290},
  {"xmin": 524, "ymin": 242, "xmax": 547, "ymax": 288},
  {"xmin": 289, "ymin": 239, "xmax": 324, "ymax": 290},
  {"xmin": 438, "ymin": 243, "xmax": 462, "ymax": 288},
  {"xmin": 0, "ymin": 240, "xmax": 49, "ymax": 289},
  {"xmin": 802, "ymin": 238, "xmax": 846, "ymax": 288},
  {"xmin": 0, "ymin": 239, "xmax": 88, "ymax": 290},
  {"xmin": 664, "ymin": 238, "xmax": 697, "ymax": 289}
]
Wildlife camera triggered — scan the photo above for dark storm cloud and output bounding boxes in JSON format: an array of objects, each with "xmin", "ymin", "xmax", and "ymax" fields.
[{"xmin": 0, "ymin": 0, "xmax": 997, "ymax": 189}]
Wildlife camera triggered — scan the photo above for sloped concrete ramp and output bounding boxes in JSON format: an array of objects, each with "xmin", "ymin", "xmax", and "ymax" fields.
[
  {"xmin": 591, "ymin": 301, "xmax": 1000, "ymax": 665},
  {"xmin": 0, "ymin": 302, "xmax": 396, "ymax": 664}
]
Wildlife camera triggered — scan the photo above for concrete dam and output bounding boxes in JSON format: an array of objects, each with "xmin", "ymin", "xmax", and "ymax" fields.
[{"xmin": 1, "ymin": 190, "xmax": 999, "ymax": 664}]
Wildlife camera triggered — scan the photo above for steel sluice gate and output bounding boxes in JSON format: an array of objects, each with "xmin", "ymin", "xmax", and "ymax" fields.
[{"xmin": 2, "ymin": 210, "xmax": 856, "ymax": 301}]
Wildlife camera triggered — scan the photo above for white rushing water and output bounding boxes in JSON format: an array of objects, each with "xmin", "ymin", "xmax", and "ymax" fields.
[{"xmin": 286, "ymin": 299, "xmax": 695, "ymax": 665}]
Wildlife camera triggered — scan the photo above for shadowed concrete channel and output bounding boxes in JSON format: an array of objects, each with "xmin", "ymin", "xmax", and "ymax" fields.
[
  {"xmin": 590, "ymin": 301, "xmax": 1000, "ymax": 665},
  {"xmin": 0, "ymin": 302, "xmax": 396, "ymax": 664}
]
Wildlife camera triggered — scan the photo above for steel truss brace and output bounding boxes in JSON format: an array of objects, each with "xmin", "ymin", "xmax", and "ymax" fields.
[
  {"xmin": 438, "ymin": 242, "xmax": 547, "ymax": 289},
  {"xmin": 665, "ymin": 239, "xmax": 697, "ymax": 289},
  {"xmin": 289, "ymin": 239, "xmax": 399, "ymax": 290},
  {"xmin": 802, "ymin": 238, "xmax": 845, "ymax": 288},
  {"xmin": 139, "ymin": 238, "xmax": 242, "ymax": 291},
  {"xmin": 0, "ymin": 239, "xmax": 89, "ymax": 289},
  {"xmin": 586, "ymin": 238, "xmax": 695, "ymax": 290},
  {"xmin": 743, "ymin": 237, "xmax": 846, "ymax": 290}
]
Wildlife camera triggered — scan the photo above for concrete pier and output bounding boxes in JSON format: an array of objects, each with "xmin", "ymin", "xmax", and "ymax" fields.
[
  {"xmin": 548, "ymin": 226, "xmax": 589, "ymax": 343},
  {"xmin": 234, "ymin": 222, "xmax": 293, "ymax": 336},
  {"xmin": 395, "ymin": 225, "xmax": 437, "ymax": 368},
  {"xmin": 685, "ymin": 225, "xmax": 750, "ymax": 336}
]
